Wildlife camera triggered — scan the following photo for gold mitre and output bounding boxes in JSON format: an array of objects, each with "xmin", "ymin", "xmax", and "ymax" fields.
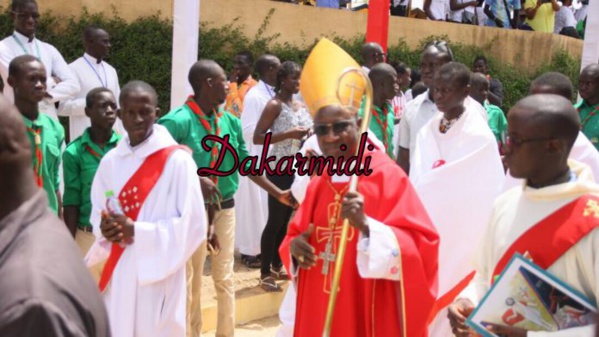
[{"xmin": 300, "ymin": 38, "xmax": 367, "ymax": 117}]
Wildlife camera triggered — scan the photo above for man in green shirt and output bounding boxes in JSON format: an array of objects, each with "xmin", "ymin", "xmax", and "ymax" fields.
[
  {"xmin": 7, "ymin": 54, "xmax": 64, "ymax": 216},
  {"xmin": 367, "ymin": 62, "xmax": 398, "ymax": 159},
  {"xmin": 576, "ymin": 63, "xmax": 599, "ymax": 151},
  {"xmin": 158, "ymin": 59, "xmax": 293, "ymax": 337},
  {"xmin": 470, "ymin": 72, "xmax": 507, "ymax": 150},
  {"xmin": 63, "ymin": 87, "xmax": 121, "ymax": 258}
]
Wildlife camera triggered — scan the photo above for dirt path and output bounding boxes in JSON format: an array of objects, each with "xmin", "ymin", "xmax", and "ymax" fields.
[{"xmin": 203, "ymin": 315, "xmax": 281, "ymax": 337}]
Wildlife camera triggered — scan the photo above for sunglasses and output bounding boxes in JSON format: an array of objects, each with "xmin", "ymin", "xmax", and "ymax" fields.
[{"xmin": 313, "ymin": 120, "xmax": 354, "ymax": 136}]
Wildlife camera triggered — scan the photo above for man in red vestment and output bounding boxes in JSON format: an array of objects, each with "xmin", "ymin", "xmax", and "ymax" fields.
[{"xmin": 279, "ymin": 38, "xmax": 439, "ymax": 337}]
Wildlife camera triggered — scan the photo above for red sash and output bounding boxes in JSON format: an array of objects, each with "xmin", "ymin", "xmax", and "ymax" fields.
[
  {"xmin": 98, "ymin": 145, "xmax": 187, "ymax": 292},
  {"xmin": 491, "ymin": 194, "xmax": 599, "ymax": 284}
]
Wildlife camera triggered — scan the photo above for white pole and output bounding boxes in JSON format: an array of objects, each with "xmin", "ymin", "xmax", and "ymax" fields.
[
  {"xmin": 580, "ymin": 1, "xmax": 599, "ymax": 71},
  {"xmin": 170, "ymin": 0, "xmax": 200, "ymax": 110}
]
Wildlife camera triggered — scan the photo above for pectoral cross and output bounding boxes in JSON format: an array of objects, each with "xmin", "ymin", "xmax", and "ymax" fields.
[{"xmin": 319, "ymin": 241, "xmax": 336, "ymax": 275}]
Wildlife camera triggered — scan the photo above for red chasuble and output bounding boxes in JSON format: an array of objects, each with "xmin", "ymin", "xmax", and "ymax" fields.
[{"xmin": 280, "ymin": 150, "xmax": 439, "ymax": 337}]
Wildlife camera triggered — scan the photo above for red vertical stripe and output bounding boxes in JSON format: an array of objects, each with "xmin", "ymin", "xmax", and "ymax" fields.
[{"xmin": 366, "ymin": 0, "xmax": 390, "ymax": 52}]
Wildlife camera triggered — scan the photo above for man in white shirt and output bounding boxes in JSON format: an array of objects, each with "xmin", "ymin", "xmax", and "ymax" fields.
[
  {"xmin": 0, "ymin": 0, "xmax": 79, "ymax": 120},
  {"xmin": 58, "ymin": 26, "xmax": 124, "ymax": 142},
  {"xmin": 554, "ymin": 0, "xmax": 579, "ymax": 37},
  {"xmin": 425, "ymin": 0, "xmax": 448, "ymax": 20},
  {"xmin": 234, "ymin": 54, "xmax": 281, "ymax": 267},
  {"xmin": 360, "ymin": 42, "xmax": 385, "ymax": 74},
  {"xmin": 449, "ymin": 0, "xmax": 479, "ymax": 23}
]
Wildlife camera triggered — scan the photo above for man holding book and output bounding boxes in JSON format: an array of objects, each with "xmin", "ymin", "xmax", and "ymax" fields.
[{"xmin": 448, "ymin": 94, "xmax": 599, "ymax": 337}]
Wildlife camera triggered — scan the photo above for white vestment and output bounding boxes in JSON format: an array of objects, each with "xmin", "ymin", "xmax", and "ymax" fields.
[
  {"xmin": 85, "ymin": 124, "xmax": 206, "ymax": 337},
  {"xmin": 503, "ymin": 131, "xmax": 599, "ymax": 191},
  {"xmin": 409, "ymin": 106, "xmax": 505, "ymax": 337},
  {"xmin": 234, "ymin": 80, "xmax": 273, "ymax": 256},
  {"xmin": 460, "ymin": 160, "xmax": 599, "ymax": 337},
  {"xmin": 0, "ymin": 31, "xmax": 79, "ymax": 120},
  {"xmin": 58, "ymin": 53, "xmax": 125, "ymax": 141},
  {"xmin": 398, "ymin": 90, "xmax": 488, "ymax": 162}
]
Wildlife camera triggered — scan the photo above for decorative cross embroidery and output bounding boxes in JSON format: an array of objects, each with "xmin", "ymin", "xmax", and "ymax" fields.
[
  {"xmin": 120, "ymin": 186, "xmax": 141, "ymax": 215},
  {"xmin": 583, "ymin": 199, "xmax": 599, "ymax": 218}
]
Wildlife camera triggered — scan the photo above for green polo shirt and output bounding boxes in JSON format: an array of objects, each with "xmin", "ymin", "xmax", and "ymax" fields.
[
  {"xmin": 22, "ymin": 113, "xmax": 65, "ymax": 214},
  {"xmin": 158, "ymin": 104, "xmax": 251, "ymax": 200},
  {"xmin": 575, "ymin": 100, "xmax": 599, "ymax": 151},
  {"xmin": 484, "ymin": 102, "xmax": 507, "ymax": 144},
  {"xmin": 62, "ymin": 128, "xmax": 121, "ymax": 229}
]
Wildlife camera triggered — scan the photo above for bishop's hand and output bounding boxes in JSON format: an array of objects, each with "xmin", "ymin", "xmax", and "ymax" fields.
[
  {"xmin": 447, "ymin": 298, "xmax": 476, "ymax": 337},
  {"xmin": 341, "ymin": 191, "xmax": 369, "ymax": 237},
  {"xmin": 290, "ymin": 224, "xmax": 317, "ymax": 269}
]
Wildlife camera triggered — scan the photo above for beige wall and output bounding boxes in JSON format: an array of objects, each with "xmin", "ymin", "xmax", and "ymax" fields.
[
  {"xmin": 3, "ymin": 0, "xmax": 582, "ymax": 71},
  {"xmin": 1, "ymin": 0, "xmax": 173, "ymax": 21}
]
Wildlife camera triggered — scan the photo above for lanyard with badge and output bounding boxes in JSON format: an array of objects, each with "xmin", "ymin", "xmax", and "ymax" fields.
[
  {"xmin": 83, "ymin": 55, "xmax": 108, "ymax": 88},
  {"xmin": 12, "ymin": 34, "xmax": 41, "ymax": 59}
]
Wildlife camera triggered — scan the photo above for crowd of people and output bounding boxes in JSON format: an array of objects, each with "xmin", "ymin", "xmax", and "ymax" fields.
[
  {"xmin": 275, "ymin": 0, "xmax": 589, "ymax": 38},
  {"xmin": 1, "ymin": 0, "xmax": 599, "ymax": 337}
]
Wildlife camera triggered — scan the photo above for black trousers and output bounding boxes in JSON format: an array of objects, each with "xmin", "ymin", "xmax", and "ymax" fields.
[{"xmin": 260, "ymin": 173, "xmax": 295, "ymax": 276}]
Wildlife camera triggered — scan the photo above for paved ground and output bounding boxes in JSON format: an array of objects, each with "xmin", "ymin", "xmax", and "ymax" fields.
[{"xmin": 203, "ymin": 315, "xmax": 281, "ymax": 337}]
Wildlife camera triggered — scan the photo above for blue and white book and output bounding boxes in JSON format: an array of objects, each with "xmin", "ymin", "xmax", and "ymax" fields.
[{"xmin": 466, "ymin": 253, "xmax": 597, "ymax": 337}]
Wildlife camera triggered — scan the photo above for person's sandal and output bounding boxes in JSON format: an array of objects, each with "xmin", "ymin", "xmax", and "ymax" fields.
[
  {"xmin": 271, "ymin": 267, "xmax": 289, "ymax": 280},
  {"xmin": 260, "ymin": 276, "xmax": 282, "ymax": 292}
]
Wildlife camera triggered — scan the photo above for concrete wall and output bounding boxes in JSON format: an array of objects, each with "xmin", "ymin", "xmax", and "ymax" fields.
[
  {"xmin": 2, "ymin": 0, "xmax": 582, "ymax": 71},
  {"xmin": 0, "ymin": 0, "xmax": 173, "ymax": 21}
]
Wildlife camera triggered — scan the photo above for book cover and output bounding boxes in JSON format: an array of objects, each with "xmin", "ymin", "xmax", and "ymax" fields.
[{"xmin": 466, "ymin": 253, "xmax": 597, "ymax": 337}]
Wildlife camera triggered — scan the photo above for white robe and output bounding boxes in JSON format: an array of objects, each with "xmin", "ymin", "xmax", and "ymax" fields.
[
  {"xmin": 503, "ymin": 131, "xmax": 599, "ymax": 191},
  {"xmin": 85, "ymin": 124, "xmax": 206, "ymax": 337},
  {"xmin": 234, "ymin": 80, "xmax": 273, "ymax": 256},
  {"xmin": 460, "ymin": 160, "xmax": 599, "ymax": 337},
  {"xmin": 409, "ymin": 106, "xmax": 505, "ymax": 337},
  {"xmin": 57, "ymin": 53, "xmax": 125, "ymax": 141}
]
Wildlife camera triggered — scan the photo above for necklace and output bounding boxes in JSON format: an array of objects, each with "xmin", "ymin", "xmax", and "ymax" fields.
[
  {"xmin": 83, "ymin": 55, "xmax": 108, "ymax": 88},
  {"xmin": 12, "ymin": 34, "xmax": 40, "ymax": 59},
  {"xmin": 439, "ymin": 110, "xmax": 464, "ymax": 134}
]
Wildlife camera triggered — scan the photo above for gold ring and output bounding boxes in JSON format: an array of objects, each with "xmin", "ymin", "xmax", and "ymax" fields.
[{"xmin": 298, "ymin": 255, "xmax": 305, "ymax": 263}]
